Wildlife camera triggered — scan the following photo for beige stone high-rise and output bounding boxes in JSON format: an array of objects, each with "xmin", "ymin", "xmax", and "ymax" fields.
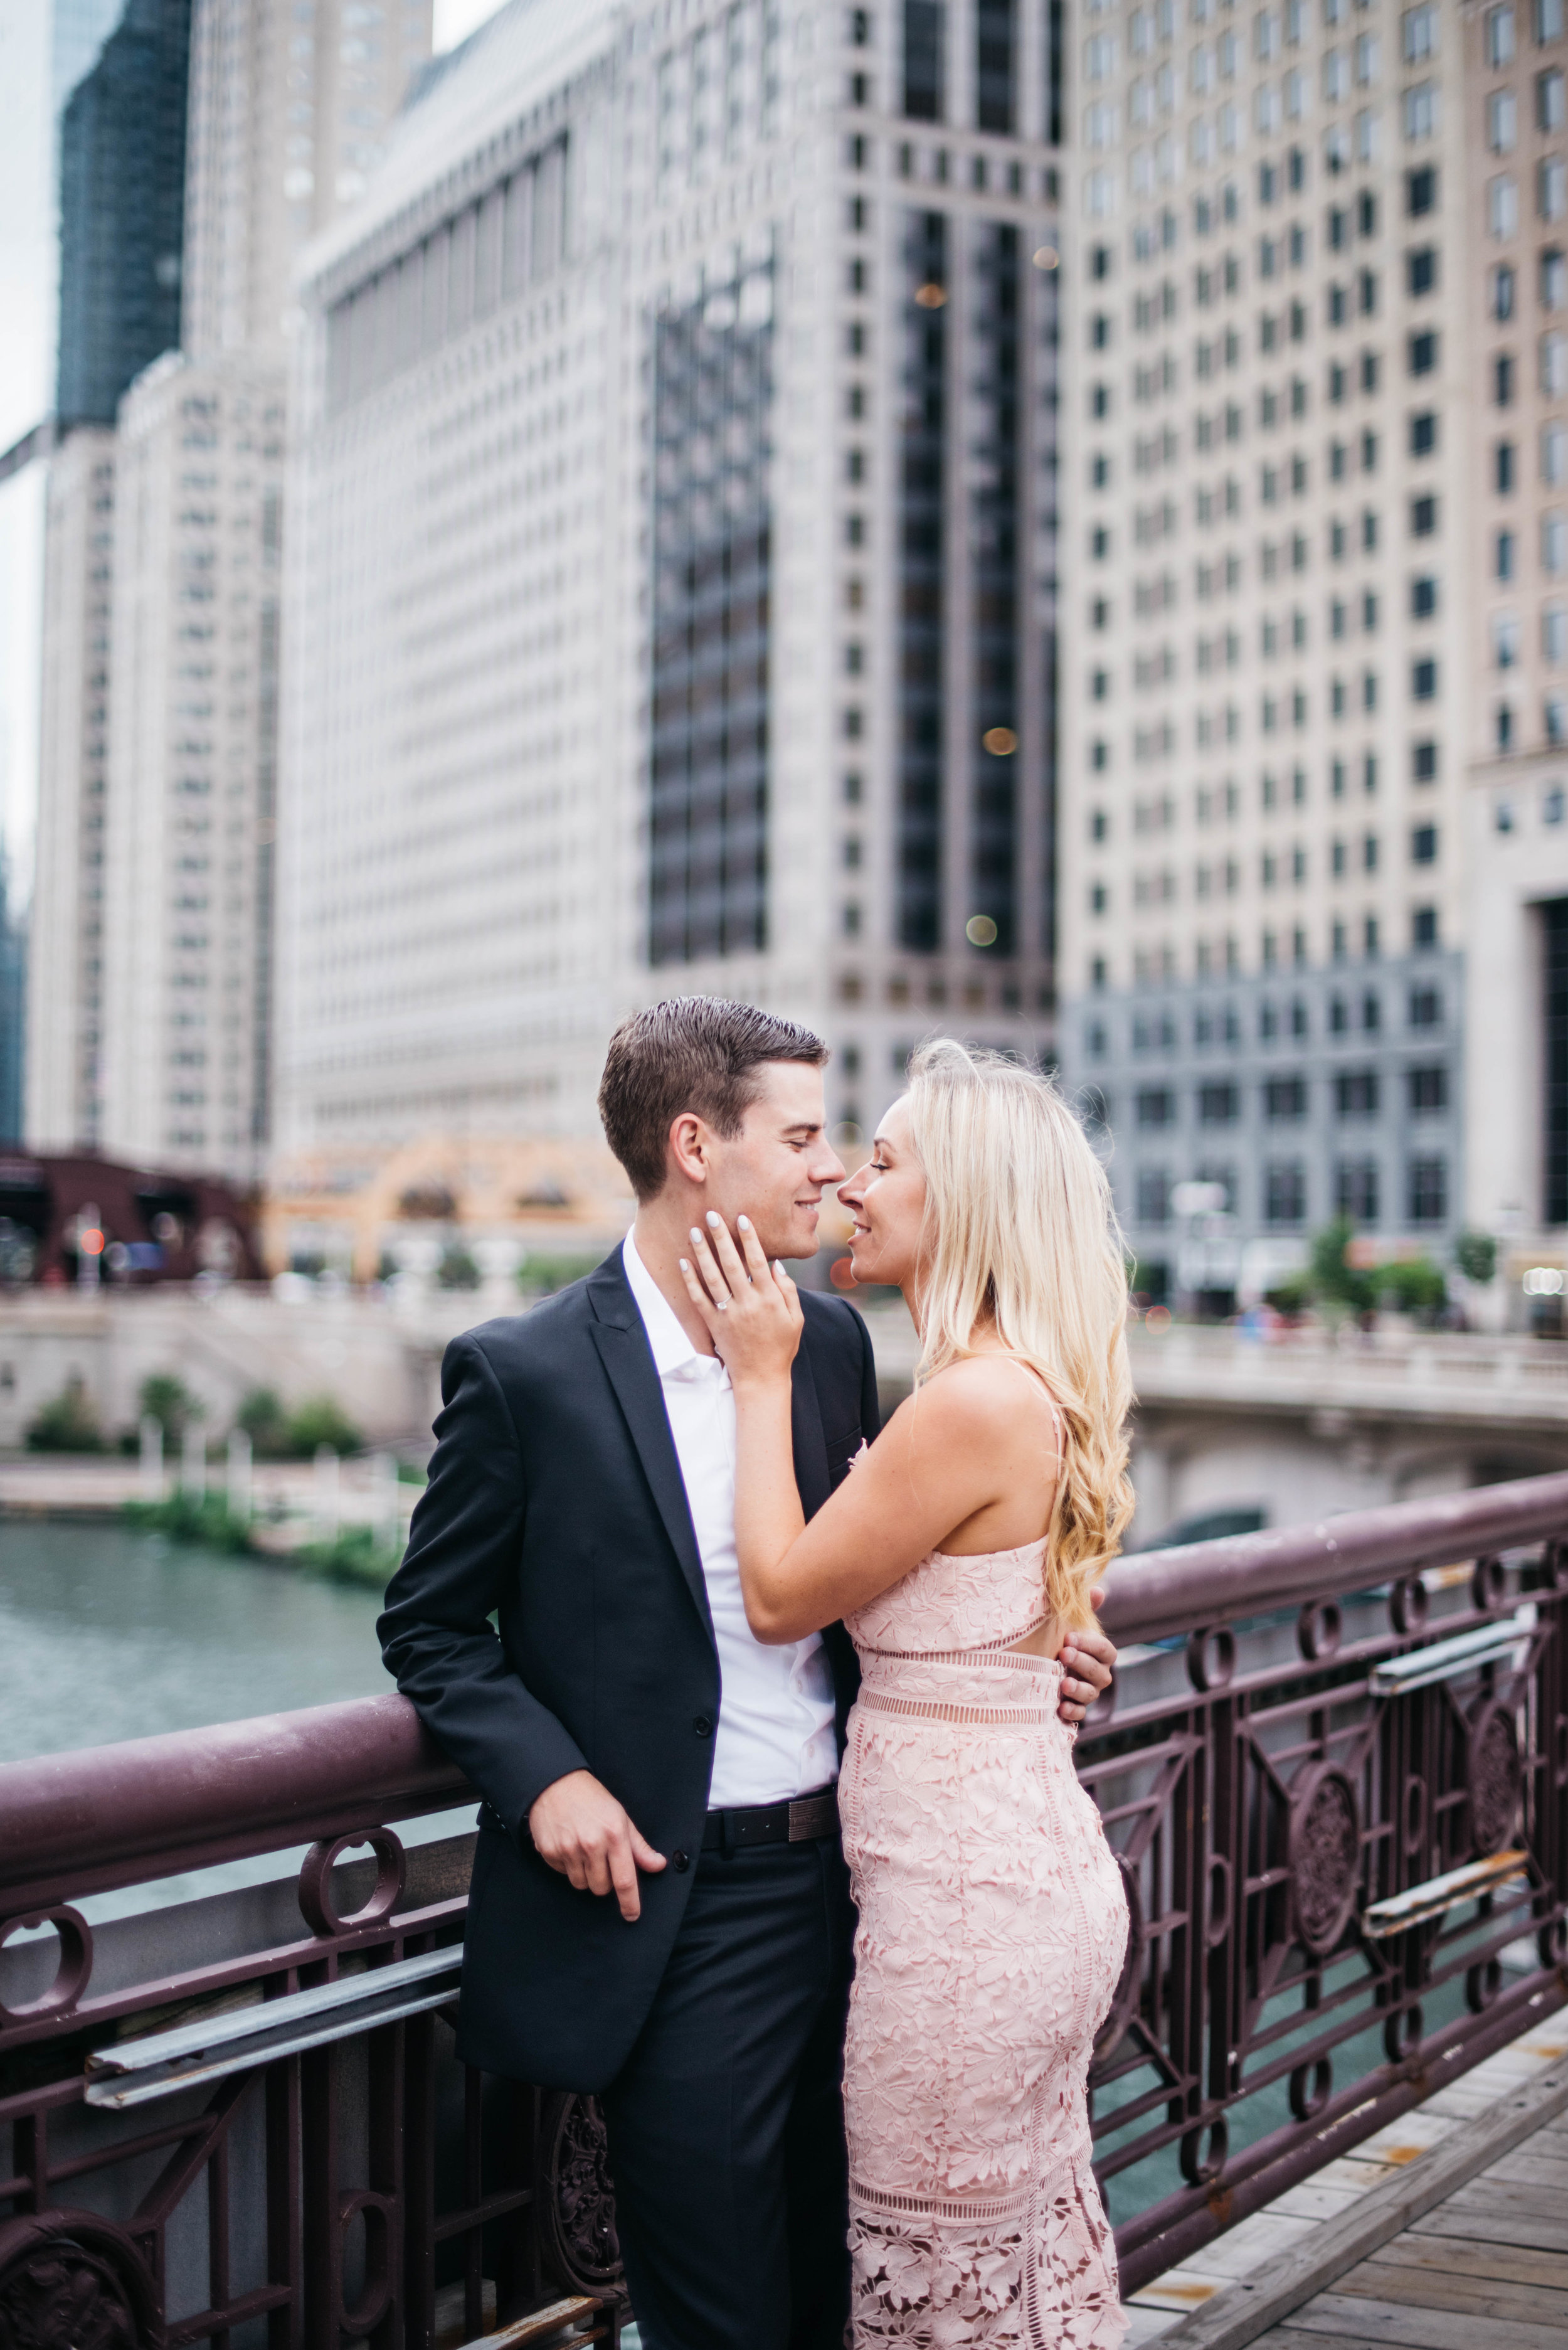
[
  {"xmin": 27, "ymin": 429, "xmax": 115, "ymax": 1150},
  {"xmin": 29, "ymin": 0, "xmax": 432, "ymax": 1175},
  {"xmin": 1058, "ymin": 0, "xmax": 1568, "ymax": 1312},
  {"xmin": 276, "ymin": 0, "xmax": 1067, "ymax": 1183}
]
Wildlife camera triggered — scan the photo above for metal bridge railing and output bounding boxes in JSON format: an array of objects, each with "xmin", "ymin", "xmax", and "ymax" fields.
[{"xmin": 3, "ymin": 1471, "xmax": 1567, "ymax": 2339}]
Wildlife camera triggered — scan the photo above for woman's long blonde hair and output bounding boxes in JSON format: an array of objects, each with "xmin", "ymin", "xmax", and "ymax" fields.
[{"xmin": 903, "ymin": 1038, "xmax": 1135, "ymax": 1629}]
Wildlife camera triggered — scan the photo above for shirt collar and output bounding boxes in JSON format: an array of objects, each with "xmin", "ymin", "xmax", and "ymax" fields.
[{"xmin": 622, "ymin": 1230, "xmax": 719, "ymax": 1381}]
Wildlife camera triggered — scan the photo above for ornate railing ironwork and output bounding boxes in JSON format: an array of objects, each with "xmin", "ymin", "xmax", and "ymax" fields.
[
  {"xmin": 2, "ymin": 1472, "xmax": 1567, "ymax": 2340},
  {"xmin": 1089, "ymin": 1470, "xmax": 1568, "ymax": 2292}
]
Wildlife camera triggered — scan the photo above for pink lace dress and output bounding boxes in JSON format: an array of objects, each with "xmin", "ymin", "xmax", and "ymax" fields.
[{"xmin": 839, "ymin": 1537, "xmax": 1129, "ymax": 2347}]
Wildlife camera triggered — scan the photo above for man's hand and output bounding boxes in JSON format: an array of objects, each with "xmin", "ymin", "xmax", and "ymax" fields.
[
  {"xmin": 1057, "ymin": 1585, "xmax": 1118, "ymax": 1726},
  {"xmin": 527, "ymin": 1770, "xmax": 667, "ymax": 1922}
]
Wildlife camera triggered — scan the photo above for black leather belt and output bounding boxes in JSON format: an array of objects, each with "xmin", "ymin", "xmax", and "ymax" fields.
[{"xmin": 701, "ymin": 1785, "xmax": 839, "ymax": 1852}]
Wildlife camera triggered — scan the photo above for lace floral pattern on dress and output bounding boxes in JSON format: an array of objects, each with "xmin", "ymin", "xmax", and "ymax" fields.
[{"xmin": 840, "ymin": 1542, "xmax": 1128, "ymax": 2349}]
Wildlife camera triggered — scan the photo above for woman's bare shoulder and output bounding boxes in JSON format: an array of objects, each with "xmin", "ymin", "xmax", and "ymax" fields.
[{"xmin": 889, "ymin": 1353, "xmax": 1054, "ymax": 1443}]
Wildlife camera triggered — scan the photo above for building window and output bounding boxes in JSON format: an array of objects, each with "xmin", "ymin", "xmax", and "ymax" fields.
[
  {"xmin": 1498, "ymin": 440, "xmax": 1518, "ymax": 492},
  {"xmin": 1408, "ymin": 330, "xmax": 1438, "ymax": 375},
  {"xmin": 1336, "ymin": 1068, "xmax": 1380, "ymax": 1115},
  {"xmin": 967, "ymin": 218, "xmax": 1022, "ymax": 955},
  {"xmin": 1265, "ymin": 1162, "xmax": 1308, "ymax": 1223},
  {"xmin": 976, "ymin": 0, "xmax": 1015, "ymax": 132},
  {"xmin": 1406, "ymin": 247, "xmax": 1438, "ymax": 297},
  {"xmin": 1407, "ymin": 1156, "xmax": 1447, "ymax": 1223},
  {"xmin": 1264, "ymin": 1074, "xmax": 1308, "ymax": 1119},
  {"xmin": 1411, "ymin": 575, "xmax": 1438, "ymax": 617},
  {"xmin": 1402, "ymin": 82, "xmax": 1438, "ymax": 141},
  {"xmin": 1136, "ymin": 1086, "xmax": 1177, "ymax": 1127},
  {"xmin": 1406, "ymin": 164, "xmax": 1437, "ymax": 215},
  {"xmin": 1542, "ymin": 70, "xmax": 1568, "ymax": 133},
  {"xmin": 1490, "ymin": 89, "xmax": 1520, "ymax": 153},
  {"xmin": 1412, "ymin": 905, "xmax": 1440, "ymax": 947},
  {"xmin": 1136, "ymin": 1169, "xmax": 1173, "ymax": 1223},
  {"xmin": 649, "ymin": 250, "xmax": 774, "ymax": 966},
  {"xmin": 1491, "ymin": 175, "xmax": 1521, "ymax": 238},
  {"xmin": 897, "ymin": 210, "xmax": 946, "ymax": 952},
  {"xmin": 1199, "ymin": 1080, "xmax": 1240, "ymax": 1124},
  {"xmin": 1402, "ymin": 4, "xmax": 1438, "ymax": 61},
  {"xmin": 1547, "ymin": 510, "xmax": 1568, "ymax": 573},
  {"xmin": 1411, "ymin": 494, "xmax": 1438, "ymax": 535},
  {"xmin": 903, "ymin": 0, "xmax": 945, "ymax": 119},
  {"xmin": 1336, "ymin": 1159, "xmax": 1380, "ymax": 1221},
  {"xmin": 1545, "ymin": 159, "xmax": 1568, "ymax": 222},
  {"xmin": 1412, "ymin": 656, "xmax": 1438, "ymax": 698},
  {"xmin": 1412, "ymin": 739, "xmax": 1439, "ymax": 779},
  {"xmin": 1411, "ymin": 822, "xmax": 1438, "ymax": 863},
  {"xmin": 1408, "ymin": 1065, "xmax": 1448, "ymax": 1112}
]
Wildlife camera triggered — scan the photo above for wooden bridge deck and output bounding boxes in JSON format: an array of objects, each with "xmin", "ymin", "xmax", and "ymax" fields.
[{"xmin": 1253, "ymin": 2097, "xmax": 1568, "ymax": 2347}]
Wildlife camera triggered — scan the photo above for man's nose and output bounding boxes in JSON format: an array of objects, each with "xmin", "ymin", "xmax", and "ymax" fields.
[{"xmin": 809, "ymin": 1144, "xmax": 847, "ymax": 1184}]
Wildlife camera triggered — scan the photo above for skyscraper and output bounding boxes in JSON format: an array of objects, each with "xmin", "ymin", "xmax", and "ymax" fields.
[
  {"xmin": 1057, "ymin": 0, "xmax": 1568, "ymax": 1305},
  {"xmin": 55, "ymin": 0, "xmax": 192, "ymax": 432},
  {"xmin": 0, "ymin": 851, "xmax": 28, "ymax": 1146},
  {"xmin": 277, "ymin": 0, "xmax": 1064, "ymax": 1172},
  {"xmin": 29, "ymin": 0, "xmax": 433, "ymax": 1175}
]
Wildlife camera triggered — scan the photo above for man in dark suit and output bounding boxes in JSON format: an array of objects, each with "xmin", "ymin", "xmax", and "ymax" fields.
[{"xmin": 380, "ymin": 997, "xmax": 1115, "ymax": 2349}]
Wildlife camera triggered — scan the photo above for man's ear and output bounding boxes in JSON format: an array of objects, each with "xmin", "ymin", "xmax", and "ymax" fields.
[{"xmin": 667, "ymin": 1112, "xmax": 711, "ymax": 1188}]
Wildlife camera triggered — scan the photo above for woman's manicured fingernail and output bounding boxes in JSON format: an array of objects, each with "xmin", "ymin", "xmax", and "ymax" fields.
[
  {"xmin": 679, "ymin": 1259, "xmax": 690, "ymax": 1272},
  {"xmin": 690, "ymin": 1228, "xmax": 702, "ymax": 1243},
  {"xmin": 738, "ymin": 1215, "xmax": 751, "ymax": 1229},
  {"xmin": 706, "ymin": 1211, "xmax": 721, "ymax": 1226}
]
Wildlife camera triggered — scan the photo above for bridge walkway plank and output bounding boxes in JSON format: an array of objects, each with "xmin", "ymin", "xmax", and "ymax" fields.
[{"xmin": 1249, "ymin": 2101, "xmax": 1568, "ymax": 2350}]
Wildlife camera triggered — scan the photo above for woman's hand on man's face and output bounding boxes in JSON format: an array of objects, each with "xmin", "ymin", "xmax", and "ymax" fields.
[{"xmin": 680, "ymin": 1212, "xmax": 804, "ymax": 1388}]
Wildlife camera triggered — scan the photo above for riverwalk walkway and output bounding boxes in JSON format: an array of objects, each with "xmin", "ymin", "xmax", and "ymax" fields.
[{"xmin": 1128, "ymin": 2006, "xmax": 1568, "ymax": 2347}]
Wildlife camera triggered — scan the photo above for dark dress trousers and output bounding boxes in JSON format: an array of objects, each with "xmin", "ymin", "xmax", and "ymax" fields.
[{"xmin": 378, "ymin": 1245, "xmax": 879, "ymax": 2089}]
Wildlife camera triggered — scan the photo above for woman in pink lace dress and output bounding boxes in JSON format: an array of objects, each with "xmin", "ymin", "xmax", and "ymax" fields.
[{"xmin": 680, "ymin": 1040, "xmax": 1133, "ymax": 2348}]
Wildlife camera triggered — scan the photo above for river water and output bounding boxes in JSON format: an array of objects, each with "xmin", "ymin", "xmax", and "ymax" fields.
[
  {"xmin": 0, "ymin": 1519, "xmax": 475, "ymax": 1915},
  {"xmin": 0, "ymin": 1520, "xmax": 394, "ymax": 1764}
]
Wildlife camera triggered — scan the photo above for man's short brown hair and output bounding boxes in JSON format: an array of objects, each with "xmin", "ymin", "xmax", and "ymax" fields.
[{"xmin": 598, "ymin": 997, "xmax": 829, "ymax": 1201}]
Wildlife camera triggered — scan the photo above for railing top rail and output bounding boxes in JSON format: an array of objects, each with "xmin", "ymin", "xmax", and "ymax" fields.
[
  {"xmin": 1100, "ymin": 1467, "xmax": 1568, "ymax": 1642},
  {"xmin": 6, "ymin": 1471, "xmax": 1568, "ymax": 1914},
  {"xmin": 0, "ymin": 1691, "xmax": 470, "ymax": 1915}
]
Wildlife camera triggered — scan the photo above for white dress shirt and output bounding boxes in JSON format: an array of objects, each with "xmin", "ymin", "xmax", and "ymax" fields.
[{"xmin": 622, "ymin": 1232, "xmax": 839, "ymax": 1807}]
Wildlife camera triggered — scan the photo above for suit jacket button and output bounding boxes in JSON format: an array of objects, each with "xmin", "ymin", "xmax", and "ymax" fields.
[
  {"xmin": 672, "ymin": 1849, "xmax": 690, "ymax": 1873},
  {"xmin": 693, "ymin": 1715, "xmax": 712, "ymax": 1737}
]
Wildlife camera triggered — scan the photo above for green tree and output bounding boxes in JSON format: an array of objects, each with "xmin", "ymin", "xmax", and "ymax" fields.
[
  {"xmin": 437, "ymin": 1245, "xmax": 482, "ymax": 1291},
  {"xmin": 286, "ymin": 1395, "xmax": 363, "ymax": 1457},
  {"xmin": 236, "ymin": 1387, "xmax": 292, "ymax": 1457},
  {"xmin": 26, "ymin": 1378, "xmax": 105, "ymax": 1453},
  {"xmin": 138, "ymin": 1372, "xmax": 198, "ymax": 1438},
  {"xmin": 516, "ymin": 1252, "xmax": 605, "ymax": 1297},
  {"xmin": 1374, "ymin": 1257, "xmax": 1447, "ymax": 1317},
  {"xmin": 1454, "ymin": 1230, "xmax": 1498, "ymax": 1285},
  {"xmin": 1308, "ymin": 1218, "xmax": 1373, "ymax": 1314}
]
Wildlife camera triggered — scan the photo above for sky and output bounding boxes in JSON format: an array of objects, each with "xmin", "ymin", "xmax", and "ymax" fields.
[
  {"xmin": 0, "ymin": 0, "xmax": 512, "ymax": 898},
  {"xmin": 433, "ymin": 0, "xmax": 509, "ymax": 46}
]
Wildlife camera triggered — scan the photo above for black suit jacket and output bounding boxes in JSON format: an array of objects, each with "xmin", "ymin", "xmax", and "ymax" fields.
[{"xmin": 378, "ymin": 1247, "xmax": 880, "ymax": 2089}]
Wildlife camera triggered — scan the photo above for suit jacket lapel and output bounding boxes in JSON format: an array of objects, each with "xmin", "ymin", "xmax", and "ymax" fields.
[
  {"xmin": 790, "ymin": 1336, "xmax": 832, "ymax": 1523},
  {"xmin": 586, "ymin": 1255, "xmax": 715, "ymax": 1650}
]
